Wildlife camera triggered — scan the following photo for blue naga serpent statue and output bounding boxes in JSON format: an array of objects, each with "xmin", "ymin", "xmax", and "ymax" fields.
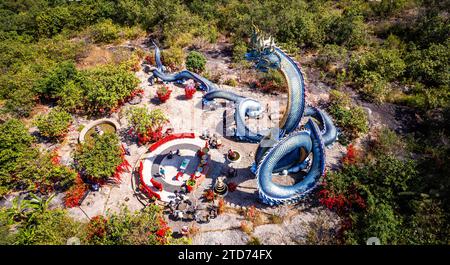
[{"xmin": 150, "ymin": 27, "xmax": 338, "ymax": 205}]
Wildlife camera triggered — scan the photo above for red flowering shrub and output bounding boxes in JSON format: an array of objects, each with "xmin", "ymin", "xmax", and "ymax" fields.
[
  {"xmin": 112, "ymin": 149, "xmax": 131, "ymax": 183},
  {"xmin": 127, "ymin": 106, "xmax": 168, "ymax": 145},
  {"xmin": 318, "ymin": 189, "xmax": 348, "ymax": 210},
  {"xmin": 317, "ymin": 143, "xmax": 366, "ymax": 212},
  {"xmin": 137, "ymin": 127, "xmax": 163, "ymax": 145},
  {"xmin": 203, "ymin": 189, "xmax": 215, "ymax": 201},
  {"xmin": 250, "ymin": 69, "xmax": 287, "ymax": 93},
  {"xmin": 64, "ymin": 174, "xmax": 88, "ymax": 208},
  {"xmin": 318, "ymin": 180, "xmax": 366, "ymax": 212},
  {"xmin": 154, "ymin": 217, "xmax": 172, "ymax": 244},
  {"xmin": 342, "ymin": 144, "xmax": 358, "ymax": 165},
  {"xmin": 86, "ymin": 216, "xmax": 108, "ymax": 243},
  {"xmin": 50, "ymin": 154, "xmax": 61, "ymax": 165}
]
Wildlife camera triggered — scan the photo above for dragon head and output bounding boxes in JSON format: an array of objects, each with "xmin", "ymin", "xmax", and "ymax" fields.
[{"xmin": 245, "ymin": 25, "xmax": 281, "ymax": 72}]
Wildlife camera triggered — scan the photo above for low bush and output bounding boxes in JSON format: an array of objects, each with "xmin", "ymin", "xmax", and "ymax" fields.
[
  {"xmin": 74, "ymin": 133, "xmax": 122, "ymax": 181},
  {"xmin": 404, "ymin": 43, "xmax": 449, "ymax": 88},
  {"xmin": 58, "ymin": 64, "xmax": 139, "ymax": 114},
  {"xmin": 34, "ymin": 61, "xmax": 78, "ymax": 97},
  {"xmin": 89, "ymin": 19, "xmax": 120, "ymax": 44},
  {"xmin": 315, "ymin": 44, "xmax": 347, "ymax": 73},
  {"xmin": 161, "ymin": 46, "xmax": 185, "ymax": 70},
  {"xmin": 0, "ymin": 119, "xmax": 76, "ymax": 196},
  {"xmin": 355, "ymin": 71, "xmax": 390, "ymax": 103},
  {"xmin": 186, "ymin": 51, "xmax": 206, "ymax": 73},
  {"xmin": 232, "ymin": 39, "xmax": 248, "ymax": 64},
  {"xmin": 349, "ymin": 48, "xmax": 406, "ymax": 82},
  {"xmin": 254, "ymin": 69, "xmax": 287, "ymax": 93},
  {"xmin": 34, "ymin": 108, "xmax": 72, "ymax": 141},
  {"xmin": 126, "ymin": 107, "xmax": 168, "ymax": 145},
  {"xmin": 224, "ymin": 78, "xmax": 238, "ymax": 87},
  {"xmin": 328, "ymin": 90, "xmax": 368, "ymax": 142}
]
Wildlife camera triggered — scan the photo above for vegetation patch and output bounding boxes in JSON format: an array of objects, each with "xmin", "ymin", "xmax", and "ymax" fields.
[
  {"xmin": 126, "ymin": 106, "xmax": 169, "ymax": 145},
  {"xmin": 186, "ymin": 51, "xmax": 207, "ymax": 73},
  {"xmin": 34, "ymin": 108, "xmax": 72, "ymax": 141},
  {"xmin": 74, "ymin": 132, "xmax": 122, "ymax": 181},
  {"xmin": 327, "ymin": 90, "xmax": 368, "ymax": 143}
]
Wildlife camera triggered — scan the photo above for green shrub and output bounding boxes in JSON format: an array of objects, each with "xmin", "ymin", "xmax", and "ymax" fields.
[
  {"xmin": 328, "ymin": 90, "xmax": 368, "ymax": 142},
  {"xmin": 36, "ymin": 6, "xmax": 72, "ymax": 38},
  {"xmin": 126, "ymin": 107, "xmax": 168, "ymax": 135},
  {"xmin": 84, "ymin": 205, "xmax": 180, "ymax": 245},
  {"xmin": 3, "ymin": 87, "xmax": 37, "ymax": 117},
  {"xmin": 161, "ymin": 46, "xmax": 185, "ymax": 70},
  {"xmin": 34, "ymin": 108, "xmax": 72, "ymax": 140},
  {"xmin": 369, "ymin": 0, "xmax": 408, "ymax": 18},
  {"xmin": 0, "ymin": 119, "xmax": 35, "ymax": 196},
  {"xmin": 0, "ymin": 119, "xmax": 76, "ymax": 196},
  {"xmin": 232, "ymin": 39, "xmax": 248, "ymax": 64},
  {"xmin": 14, "ymin": 209, "xmax": 82, "ymax": 245},
  {"xmin": 405, "ymin": 43, "xmax": 449, "ymax": 87},
  {"xmin": 57, "ymin": 64, "xmax": 139, "ymax": 114},
  {"xmin": 356, "ymin": 71, "xmax": 390, "ymax": 103},
  {"xmin": 186, "ymin": 51, "xmax": 206, "ymax": 73},
  {"xmin": 402, "ymin": 198, "xmax": 448, "ymax": 244},
  {"xmin": 258, "ymin": 69, "xmax": 288, "ymax": 93},
  {"xmin": 82, "ymin": 65, "xmax": 139, "ymax": 113},
  {"xmin": 74, "ymin": 132, "xmax": 122, "ymax": 181},
  {"xmin": 324, "ymin": 9, "xmax": 368, "ymax": 49},
  {"xmin": 247, "ymin": 236, "xmax": 261, "ymax": 245},
  {"xmin": 34, "ymin": 61, "xmax": 78, "ymax": 97},
  {"xmin": 224, "ymin": 78, "xmax": 238, "ymax": 87},
  {"xmin": 324, "ymin": 133, "xmax": 423, "ymax": 244},
  {"xmin": 89, "ymin": 19, "xmax": 120, "ymax": 44},
  {"xmin": 346, "ymin": 202, "xmax": 402, "ymax": 244},
  {"xmin": 57, "ymin": 80, "xmax": 85, "ymax": 113},
  {"xmin": 349, "ymin": 48, "xmax": 406, "ymax": 82},
  {"xmin": 394, "ymin": 83, "xmax": 450, "ymax": 111},
  {"xmin": 315, "ymin": 44, "xmax": 347, "ymax": 72},
  {"xmin": 370, "ymin": 127, "xmax": 405, "ymax": 156}
]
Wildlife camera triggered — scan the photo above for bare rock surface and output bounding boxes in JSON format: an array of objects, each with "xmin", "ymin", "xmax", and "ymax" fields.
[{"xmin": 192, "ymin": 229, "xmax": 250, "ymax": 245}]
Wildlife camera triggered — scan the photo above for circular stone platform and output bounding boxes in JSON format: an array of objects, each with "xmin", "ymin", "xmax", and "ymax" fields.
[{"xmin": 140, "ymin": 137, "xmax": 207, "ymax": 202}]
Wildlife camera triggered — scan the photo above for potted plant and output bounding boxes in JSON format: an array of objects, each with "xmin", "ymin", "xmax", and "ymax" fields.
[
  {"xmin": 186, "ymin": 178, "xmax": 196, "ymax": 192},
  {"xmin": 184, "ymin": 82, "xmax": 196, "ymax": 99},
  {"xmin": 156, "ymin": 85, "xmax": 172, "ymax": 103}
]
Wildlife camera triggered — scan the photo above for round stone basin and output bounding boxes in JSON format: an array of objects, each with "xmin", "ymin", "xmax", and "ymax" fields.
[{"xmin": 79, "ymin": 119, "xmax": 120, "ymax": 144}]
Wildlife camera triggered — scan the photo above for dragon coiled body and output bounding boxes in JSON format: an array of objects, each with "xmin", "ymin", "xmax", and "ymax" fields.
[{"xmin": 150, "ymin": 30, "xmax": 337, "ymax": 205}]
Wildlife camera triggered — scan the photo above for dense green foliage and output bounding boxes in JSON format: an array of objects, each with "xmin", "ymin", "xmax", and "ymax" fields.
[
  {"xmin": 0, "ymin": 198, "xmax": 186, "ymax": 245},
  {"xmin": 126, "ymin": 107, "xmax": 168, "ymax": 135},
  {"xmin": 74, "ymin": 132, "xmax": 122, "ymax": 180},
  {"xmin": 84, "ymin": 205, "xmax": 186, "ymax": 245},
  {"xmin": 328, "ymin": 90, "xmax": 368, "ymax": 143},
  {"xmin": 185, "ymin": 51, "xmax": 206, "ymax": 73},
  {"xmin": 40, "ymin": 64, "xmax": 140, "ymax": 115},
  {"xmin": 34, "ymin": 108, "xmax": 72, "ymax": 140},
  {"xmin": 0, "ymin": 119, "xmax": 76, "ymax": 197}
]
